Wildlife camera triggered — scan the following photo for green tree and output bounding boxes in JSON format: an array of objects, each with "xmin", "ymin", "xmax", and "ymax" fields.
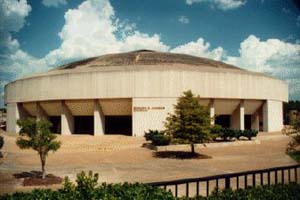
[
  {"xmin": 164, "ymin": 90, "xmax": 211, "ymax": 154},
  {"xmin": 16, "ymin": 118, "xmax": 61, "ymax": 179}
]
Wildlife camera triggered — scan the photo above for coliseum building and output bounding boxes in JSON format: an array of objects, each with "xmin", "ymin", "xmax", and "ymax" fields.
[{"xmin": 5, "ymin": 50, "xmax": 288, "ymax": 136}]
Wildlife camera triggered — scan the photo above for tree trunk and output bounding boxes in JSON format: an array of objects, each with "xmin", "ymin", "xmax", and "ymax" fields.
[
  {"xmin": 191, "ymin": 143, "xmax": 195, "ymax": 155},
  {"xmin": 39, "ymin": 153, "xmax": 46, "ymax": 179}
]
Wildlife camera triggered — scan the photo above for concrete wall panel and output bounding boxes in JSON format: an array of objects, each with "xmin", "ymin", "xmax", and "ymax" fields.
[
  {"xmin": 263, "ymin": 100, "xmax": 283, "ymax": 132},
  {"xmin": 5, "ymin": 69, "xmax": 288, "ymax": 104},
  {"xmin": 132, "ymin": 98, "xmax": 177, "ymax": 137}
]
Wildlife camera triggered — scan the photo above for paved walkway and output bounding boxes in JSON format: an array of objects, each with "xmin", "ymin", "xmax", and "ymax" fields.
[{"xmin": 0, "ymin": 131, "xmax": 297, "ymax": 194}]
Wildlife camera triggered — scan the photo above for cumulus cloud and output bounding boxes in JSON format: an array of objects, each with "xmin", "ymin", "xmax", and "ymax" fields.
[
  {"xmin": 171, "ymin": 38, "xmax": 225, "ymax": 60},
  {"xmin": 42, "ymin": 0, "xmax": 67, "ymax": 7},
  {"xmin": 225, "ymin": 35, "xmax": 300, "ymax": 100},
  {"xmin": 0, "ymin": 0, "xmax": 31, "ymax": 55},
  {"xmin": 0, "ymin": 0, "xmax": 42, "ymax": 105},
  {"xmin": 178, "ymin": 15, "xmax": 190, "ymax": 24},
  {"xmin": 45, "ymin": 0, "xmax": 169, "ymax": 65},
  {"xmin": 186, "ymin": 0, "xmax": 246, "ymax": 10},
  {"xmin": 0, "ymin": 0, "xmax": 31, "ymax": 32},
  {"xmin": 0, "ymin": 0, "xmax": 51, "ymax": 108}
]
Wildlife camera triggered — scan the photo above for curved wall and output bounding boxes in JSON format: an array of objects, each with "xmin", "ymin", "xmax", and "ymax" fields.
[{"xmin": 5, "ymin": 68, "xmax": 288, "ymax": 104}]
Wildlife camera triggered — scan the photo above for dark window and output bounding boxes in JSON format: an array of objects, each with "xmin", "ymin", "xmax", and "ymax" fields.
[
  {"xmin": 215, "ymin": 115, "xmax": 231, "ymax": 128},
  {"xmin": 74, "ymin": 116, "xmax": 94, "ymax": 134},
  {"xmin": 49, "ymin": 116, "xmax": 61, "ymax": 134},
  {"xmin": 105, "ymin": 116, "xmax": 132, "ymax": 136},
  {"xmin": 245, "ymin": 115, "xmax": 252, "ymax": 130}
]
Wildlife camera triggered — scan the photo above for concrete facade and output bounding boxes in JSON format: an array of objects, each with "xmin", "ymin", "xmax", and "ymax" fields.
[{"xmin": 4, "ymin": 50, "xmax": 288, "ymax": 136}]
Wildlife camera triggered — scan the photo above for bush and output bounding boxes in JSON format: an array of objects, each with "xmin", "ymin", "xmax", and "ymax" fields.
[
  {"xmin": 190, "ymin": 182, "xmax": 300, "ymax": 200},
  {"xmin": 287, "ymin": 150, "xmax": 300, "ymax": 163},
  {"xmin": 1, "ymin": 175, "xmax": 299, "ymax": 200},
  {"xmin": 234, "ymin": 129, "xmax": 244, "ymax": 140},
  {"xmin": 144, "ymin": 130, "xmax": 171, "ymax": 146},
  {"xmin": 145, "ymin": 127, "xmax": 258, "ymax": 146},
  {"xmin": 209, "ymin": 127, "xmax": 258, "ymax": 141},
  {"xmin": 214, "ymin": 128, "xmax": 235, "ymax": 141},
  {"xmin": 0, "ymin": 171, "xmax": 174, "ymax": 200},
  {"xmin": 242, "ymin": 129, "xmax": 258, "ymax": 140},
  {"xmin": 76, "ymin": 171, "xmax": 99, "ymax": 199},
  {"xmin": 210, "ymin": 125, "xmax": 222, "ymax": 140}
]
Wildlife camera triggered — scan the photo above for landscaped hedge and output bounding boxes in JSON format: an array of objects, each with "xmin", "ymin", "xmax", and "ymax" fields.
[
  {"xmin": 187, "ymin": 182, "xmax": 300, "ymax": 200},
  {"xmin": 144, "ymin": 130, "xmax": 171, "ymax": 146},
  {"xmin": 0, "ymin": 171, "xmax": 174, "ymax": 200},
  {"xmin": 210, "ymin": 126, "xmax": 258, "ymax": 141},
  {"xmin": 145, "ymin": 127, "xmax": 258, "ymax": 146},
  {"xmin": 1, "ymin": 177, "xmax": 300, "ymax": 200}
]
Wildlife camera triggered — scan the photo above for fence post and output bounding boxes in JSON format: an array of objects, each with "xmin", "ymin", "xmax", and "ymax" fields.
[
  {"xmin": 225, "ymin": 177, "xmax": 230, "ymax": 189},
  {"xmin": 147, "ymin": 164, "xmax": 300, "ymax": 198},
  {"xmin": 295, "ymin": 168, "xmax": 298, "ymax": 183}
]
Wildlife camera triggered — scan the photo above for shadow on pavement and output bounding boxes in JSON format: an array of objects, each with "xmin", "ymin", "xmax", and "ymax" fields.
[{"xmin": 153, "ymin": 151, "xmax": 212, "ymax": 160}]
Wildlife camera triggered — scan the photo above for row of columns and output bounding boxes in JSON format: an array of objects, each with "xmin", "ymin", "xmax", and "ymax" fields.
[
  {"xmin": 61, "ymin": 100, "xmax": 105, "ymax": 135},
  {"xmin": 7, "ymin": 101, "xmax": 106, "ymax": 135},
  {"xmin": 209, "ymin": 99, "xmax": 260, "ymax": 131},
  {"xmin": 7, "ymin": 99, "xmax": 280, "ymax": 135}
]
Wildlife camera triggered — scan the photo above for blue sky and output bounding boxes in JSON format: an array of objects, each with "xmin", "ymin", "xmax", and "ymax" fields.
[{"xmin": 1, "ymin": 0, "xmax": 300, "ymax": 107}]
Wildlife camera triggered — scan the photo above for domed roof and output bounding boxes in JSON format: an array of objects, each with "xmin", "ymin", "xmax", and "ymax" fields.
[
  {"xmin": 53, "ymin": 49, "xmax": 244, "ymax": 72},
  {"xmin": 16, "ymin": 49, "xmax": 275, "ymax": 82}
]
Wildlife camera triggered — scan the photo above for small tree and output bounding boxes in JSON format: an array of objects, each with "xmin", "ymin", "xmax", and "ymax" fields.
[
  {"xmin": 164, "ymin": 90, "xmax": 211, "ymax": 154},
  {"xmin": 16, "ymin": 118, "xmax": 61, "ymax": 179}
]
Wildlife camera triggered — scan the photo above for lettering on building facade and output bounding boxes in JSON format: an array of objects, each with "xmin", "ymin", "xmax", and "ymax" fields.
[{"xmin": 133, "ymin": 106, "xmax": 165, "ymax": 112}]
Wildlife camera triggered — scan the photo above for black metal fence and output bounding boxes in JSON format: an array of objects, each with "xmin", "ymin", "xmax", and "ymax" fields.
[{"xmin": 148, "ymin": 164, "xmax": 300, "ymax": 198}]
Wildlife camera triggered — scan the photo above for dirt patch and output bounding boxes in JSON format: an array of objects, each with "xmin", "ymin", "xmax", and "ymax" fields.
[
  {"xmin": 13, "ymin": 171, "xmax": 63, "ymax": 186},
  {"xmin": 153, "ymin": 151, "xmax": 212, "ymax": 159}
]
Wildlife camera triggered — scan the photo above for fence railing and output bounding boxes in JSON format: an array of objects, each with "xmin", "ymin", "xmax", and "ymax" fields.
[{"xmin": 148, "ymin": 164, "xmax": 300, "ymax": 198}]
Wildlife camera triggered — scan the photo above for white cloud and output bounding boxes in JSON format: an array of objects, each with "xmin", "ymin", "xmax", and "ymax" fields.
[
  {"xmin": 120, "ymin": 32, "xmax": 169, "ymax": 52},
  {"xmin": 0, "ymin": 0, "xmax": 49, "ymax": 107},
  {"xmin": 225, "ymin": 35, "xmax": 300, "ymax": 72},
  {"xmin": 45, "ymin": 0, "xmax": 169, "ymax": 65},
  {"xmin": 186, "ymin": 0, "xmax": 246, "ymax": 10},
  {"xmin": 2, "ymin": 50, "xmax": 48, "ymax": 75},
  {"xmin": 0, "ymin": 0, "xmax": 31, "ymax": 55},
  {"xmin": 0, "ymin": 0, "xmax": 31, "ymax": 54},
  {"xmin": 0, "ymin": 0, "xmax": 37, "ymax": 79},
  {"xmin": 171, "ymin": 38, "xmax": 225, "ymax": 60},
  {"xmin": 225, "ymin": 35, "xmax": 300, "ymax": 100},
  {"xmin": 42, "ymin": 0, "xmax": 67, "ymax": 7},
  {"xmin": 0, "ymin": 0, "xmax": 31, "ymax": 32},
  {"xmin": 178, "ymin": 15, "xmax": 190, "ymax": 24}
]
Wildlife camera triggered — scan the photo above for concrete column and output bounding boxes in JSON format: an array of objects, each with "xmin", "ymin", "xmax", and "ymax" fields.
[
  {"xmin": 209, "ymin": 99, "xmax": 215, "ymax": 125},
  {"xmin": 61, "ymin": 101, "xmax": 74, "ymax": 135},
  {"xmin": 231, "ymin": 100, "xmax": 245, "ymax": 130},
  {"xmin": 94, "ymin": 100, "xmax": 105, "ymax": 136},
  {"xmin": 6, "ymin": 103, "xmax": 29, "ymax": 133},
  {"xmin": 36, "ymin": 102, "xmax": 48, "ymax": 121},
  {"xmin": 251, "ymin": 111, "xmax": 259, "ymax": 131},
  {"xmin": 263, "ymin": 100, "xmax": 283, "ymax": 132}
]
